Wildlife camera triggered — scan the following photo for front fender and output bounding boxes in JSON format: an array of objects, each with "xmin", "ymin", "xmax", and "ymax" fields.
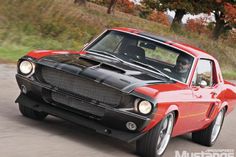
[
  {"xmin": 142, "ymin": 103, "xmax": 179, "ymax": 132},
  {"xmin": 220, "ymin": 101, "xmax": 228, "ymax": 110}
]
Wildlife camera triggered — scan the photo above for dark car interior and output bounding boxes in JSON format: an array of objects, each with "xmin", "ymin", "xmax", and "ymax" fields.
[
  {"xmin": 116, "ymin": 36, "xmax": 176, "ymax": 72},
  {"xmin": 86, "ymin": 30, "xmax": 194, "ymax": 82}
]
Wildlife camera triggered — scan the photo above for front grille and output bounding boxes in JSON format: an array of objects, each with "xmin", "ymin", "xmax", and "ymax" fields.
[
  {"xmin": 40, "ymin": 66, "xmax": 122, "ymax": 107},
  {"xmin": 51, "ymin": 92, "xmax": 105, "ymax": 117}
]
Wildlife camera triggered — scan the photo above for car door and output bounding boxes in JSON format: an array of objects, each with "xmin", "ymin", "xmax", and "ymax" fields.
[{"xmin": 190, "ymin": 59, "xmax": 220, "ymax": 129}]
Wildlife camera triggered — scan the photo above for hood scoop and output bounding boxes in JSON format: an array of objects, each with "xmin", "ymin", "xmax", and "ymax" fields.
[
  {"xmin": 99, "ymin": 63, "xmax": 126, "ymax": 74},
  {"xmin": 78, "ymin": 56, "xmax": 100, "ymax": 67},
  {"xmin": 38, "ymin": 55, "xmax": 101, "ymax": 68},
  {"xmin": 130, "ymin": 73, "xmax": 158, "ymax": 80}
]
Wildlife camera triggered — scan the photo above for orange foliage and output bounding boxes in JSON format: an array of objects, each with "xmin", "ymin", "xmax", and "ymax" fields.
[
  {"xmin": 117, "ymin": 0, "xmax": 135, "ymax": 13},
  {"xmin": 147, "ymin": 10, "xmax": 170, "ymax": 26},
  {"xmin": 224, "ymin": 3, "xmax": 236, "ymax": 25},
  {"xmin": 186, "ymin": 17, "xmax": 209, "ymax": 35}
]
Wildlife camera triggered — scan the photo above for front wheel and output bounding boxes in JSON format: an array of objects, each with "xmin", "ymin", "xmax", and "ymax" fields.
[
  {"xmin": 192, "ymin": 108, "xmax": 226, "ymax": 146},
  {"xmin": 136, "ymin": 112, "xmax": 175, "ymax": 157}
]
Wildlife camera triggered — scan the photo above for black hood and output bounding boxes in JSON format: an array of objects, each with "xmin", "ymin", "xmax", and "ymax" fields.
[{"xmin": 37, "ymin": 54, "xmax": 171, "ymax": 93}]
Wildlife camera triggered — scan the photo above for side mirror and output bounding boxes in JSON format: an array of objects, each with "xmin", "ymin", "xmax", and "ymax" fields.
[{"xmin": 200, "ymin": 80, "xmax": 207, "ymax": 88}]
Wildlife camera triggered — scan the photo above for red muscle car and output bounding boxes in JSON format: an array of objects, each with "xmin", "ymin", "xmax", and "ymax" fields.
[{"xmin": 15, "ymin": 27, "xmax": 236, "ymax": 157}]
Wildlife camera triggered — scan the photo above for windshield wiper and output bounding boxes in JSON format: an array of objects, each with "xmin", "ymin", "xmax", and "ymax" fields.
[
  {"xmin": 87, "ymin": 50, "xmax": 125, "ymax": 63},
  {"xmin": 130, "ymin": 59, "xmax": 173, "ymax": 81}
]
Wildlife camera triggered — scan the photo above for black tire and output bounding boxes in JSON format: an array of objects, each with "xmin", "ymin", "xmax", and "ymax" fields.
[
  {"xmin": 136, "ymin": 112, "xmax": 175, "ymax": 157},
  {"xmin": 192, "ymin": 108, "xmax": 226, "ymax": 146},
  {"xmin": 19, "ymin": 103, "xmax": 47, "ymax": 120}
]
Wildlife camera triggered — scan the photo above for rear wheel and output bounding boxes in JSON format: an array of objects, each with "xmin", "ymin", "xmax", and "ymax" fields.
[
  {"xmin": 19, "ymin": 103, "xmax": 47, "ymax": 120},
  {"xmin": 192, "ymin": 108, "xmax": 226, "ymax": 146},
  {"xmin": 136, "ymin": 112, "xmax": 175, "ymax": 157}
]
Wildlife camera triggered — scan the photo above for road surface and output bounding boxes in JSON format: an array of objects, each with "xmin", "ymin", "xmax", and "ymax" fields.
[{"xmin": 0, "ymin": 64, "xmax": 235, "ymax": 157}]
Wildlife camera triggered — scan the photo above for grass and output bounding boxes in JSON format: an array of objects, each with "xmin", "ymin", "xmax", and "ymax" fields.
[
  {"xmin": 222, "ymin": 71, "xmax": 236, "ymax": 80},
  {"xmin": 0, "ymin": 0, "xmax": 235, "ymax": 79},
  {"xmin": 0, "ymin": 44, "xmax": 30, "ymax": 61}
]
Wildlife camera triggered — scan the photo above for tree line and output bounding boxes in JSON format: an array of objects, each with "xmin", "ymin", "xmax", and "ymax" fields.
[{"xmin": 74, "ymin": 0, "xmax": 236, "ymax": 40}]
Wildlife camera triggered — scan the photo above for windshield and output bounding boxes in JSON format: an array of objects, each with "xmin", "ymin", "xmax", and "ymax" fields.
[{"xmin": 86, "ymin": 30, "xmax": 194, "ymax": 83}]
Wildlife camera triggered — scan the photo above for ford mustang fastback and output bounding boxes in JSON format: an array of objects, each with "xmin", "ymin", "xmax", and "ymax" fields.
[{"xmin": 15, "ymin": 27, "xmax": 236, "ymax": 157}]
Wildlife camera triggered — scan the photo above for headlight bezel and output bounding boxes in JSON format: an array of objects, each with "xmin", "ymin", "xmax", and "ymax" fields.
[
  {"xmin": 134, "ymin": 99, "xmax": 153, "ymax": 115},
  {"xmin": 18, "ymin": 60, "xmax": 35, "ymax": 77}
]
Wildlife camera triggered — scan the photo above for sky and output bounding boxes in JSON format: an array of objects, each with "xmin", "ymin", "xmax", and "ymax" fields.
[{"xmin": 167, "ymin": 10, "xmax": 215, "ymax": 23}]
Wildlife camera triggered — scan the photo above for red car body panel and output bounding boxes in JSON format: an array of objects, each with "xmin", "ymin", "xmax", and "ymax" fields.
[
  {"xmin": 26, "ymin": 50, "xmax": 86, "ymax": 59},
  {"xmin": 112, "ymin": 27, "xmax": 142, "ymax": 34},
  {"xmin": 136, "ymin": 82, "xmax": 236, "ymax": 136},
  {"xmin": 25, "ymin": 28, "xmax": 236, "ymax": 138}
]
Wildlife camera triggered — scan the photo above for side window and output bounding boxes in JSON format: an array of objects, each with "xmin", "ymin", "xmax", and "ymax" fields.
[{"xmin": 192, "ymin": 59, "xmax": 213, "ymax": 87}]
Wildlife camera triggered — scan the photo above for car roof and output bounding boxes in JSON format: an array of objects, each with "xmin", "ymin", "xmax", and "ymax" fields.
[{"xmin": 111, "ymin": 27, "xmax": 215, "ymax": 60}]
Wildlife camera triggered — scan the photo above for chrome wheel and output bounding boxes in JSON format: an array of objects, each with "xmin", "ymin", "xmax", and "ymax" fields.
[
  {"xmin": 211, "ymin": 110, "xmax": 224, "ymax": 143},
  {"xmin": 156, "ymin": 113, "xmax": 174, "ymax": 156}
]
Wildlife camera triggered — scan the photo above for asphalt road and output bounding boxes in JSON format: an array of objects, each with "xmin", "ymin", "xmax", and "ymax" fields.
[{"xmin": 0, "ymin": 64, "xmax": 235, "ymax": 157}]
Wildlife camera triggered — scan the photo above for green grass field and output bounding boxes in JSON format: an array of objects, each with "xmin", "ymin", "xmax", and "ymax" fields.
[{"xmin": 0, "ymin": 0, "xmax": 235, "ymax": 79}]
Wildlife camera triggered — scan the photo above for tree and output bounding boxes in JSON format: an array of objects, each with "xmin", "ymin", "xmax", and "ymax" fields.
[
  {"xmin": 212, "ymin": 2, "xmax": 236, "ymax": 40},
  {"xmin": 224, "ymin": 2, "xmax": 236, "ymax": 25},
  {"xmin": 147, "ymin": 10, "xmax": 170, "ymax": 26},
  {"xmin": 186, "ymin": 17, "xmax": 209, "ymax": 34},
  {"xmin": 142, "ymin": 0, "xmax": 201, "ymax": 31},
  {"xmin": 107, "ymin": 0, "xmax": 117, "ymax": 14},
  {"xmin": 118, "ymin": 0, "xmax": 136, "ymax": 14},
  {"xmin": 142, "ymin": 0, "xmax": 236, "ymax": 39},
  {"xmin": 198, "ymin": 0, "xmax": 236, "ymax": 40}
]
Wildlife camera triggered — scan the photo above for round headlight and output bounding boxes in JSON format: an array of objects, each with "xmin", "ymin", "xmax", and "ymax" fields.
[
  {"xmin": 138, "ymin": 100, "xmax": 152, "ymax": 115},
  {"xmin": 19, "ymin": 60, "xmax": 34, "ymax": 75}
]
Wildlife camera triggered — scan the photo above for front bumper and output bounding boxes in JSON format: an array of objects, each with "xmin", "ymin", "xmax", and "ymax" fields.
[{"xmin": 16, "ymin": 74, "xmax": 151, "ymax": 142}]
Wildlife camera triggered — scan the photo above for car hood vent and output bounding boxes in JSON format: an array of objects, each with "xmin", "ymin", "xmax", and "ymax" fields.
[
  {"xmin": 38, "ymin": 55, "xmax": 101, "ymax": 68},
  {"xmin": 99, "ymin": 63, "xmax": 126, "ymax": 74},
  {"xmin": 78, "ymin": 56, "xmax": 100, "ymax": 67}
]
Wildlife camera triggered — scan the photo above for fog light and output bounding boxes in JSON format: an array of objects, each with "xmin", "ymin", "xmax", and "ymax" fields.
[
  {"xmin": 21, "ymin": 85, "xmax": 27, "ymax": 94},
  {"xmin": 126, "ymin": 121, "xmax": 137, "ymax": 131}
]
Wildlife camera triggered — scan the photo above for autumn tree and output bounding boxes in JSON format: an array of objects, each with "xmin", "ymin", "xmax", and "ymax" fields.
[
  {"xmin": 107, "ymin": 0, "xmax": 136, "ymax": 14},
  {"xmin": 142, "ymin": 0, "xmax": 202, "ymax": 32},
  {"xmin": 210, "ymin": 1, "xmax": 236, "ymax": 40},
  {"xmin": 188, "ymin": 0, "xmax": 236, "ymax": 39},
  {"xmin": 224, "ymin": 2, "xmax": 236, "ymax": 25},
  {"xmin": 147, "ymin": 10, "xmax": 170, "ymax": 26},
  {"xmin": 139, "ymin": 0, "xmax": 159, "ymax": 18},
  {"xmin": 107, "ymin": 0, "xmax": 117, "ymax": 14},
  {"xmin": 159, "ymin": 0, "xmax": 198, "ymax": 31},
  {"xmin": 118, "ymin": 0, "xmax": 135, "ymax": 13},
  {"xmin": 186, "ymin": 17, "xmax": 209, "ymax": 34}
]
